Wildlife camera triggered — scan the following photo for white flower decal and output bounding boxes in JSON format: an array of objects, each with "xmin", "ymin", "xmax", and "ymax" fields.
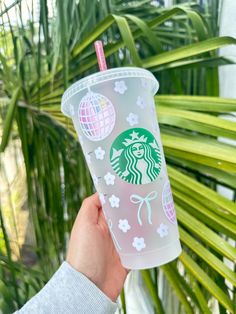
[
  {"xmin": 126, "ymin": 112, "xmax": 139, "ymax": 126},
  {"xmin": 99, "ymin": 193, "xmax": 106, "ymax": 205},
  {"xmin": 114, "ymin": 80, "xmax": 127, "ymax": 94},
  {"xmin": 104, "ymin": 172, "xmax": 116, "ymax": 185},
  {"xmin": 92, "ymin": 174, "xmax": 98, "ymax": 186},
  {"xmin": 118, "ymin": 219, "xmax": 131, "ymax": 233},
  {"xmin": 94, "ymin": 147, "xmax": 105, "ymax": 160},
  {"xmin": 85, "ymin": 153, "xmax": 91, "ymax": 164},
  {"xmin": 69, "ymin": 103, "xmax": 75, "ymax": 116},
  {"xmin": 109, "ymin": 194, "xmax": 120, "ymax": 208},
  {"xmin": 132, "ymin": 237, "xmax": 146, "ymax": 252},
  {"xmin": 157, "ymin": 223, "xmax": 169, "ymax": 238},
  {"xmin": 136, "ymin": 96, "xmax": 145, "ymax": 109}
]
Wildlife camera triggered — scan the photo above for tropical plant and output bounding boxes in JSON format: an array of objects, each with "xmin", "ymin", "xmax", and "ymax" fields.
[{"xmin": 0, "ymin": 0, "xmax": 236, "ymax": 313}]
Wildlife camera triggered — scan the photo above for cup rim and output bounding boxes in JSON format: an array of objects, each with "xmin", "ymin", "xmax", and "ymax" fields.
[{"xmin": 61, "ymin": 67, "xmax": 159, "ymax": 117}]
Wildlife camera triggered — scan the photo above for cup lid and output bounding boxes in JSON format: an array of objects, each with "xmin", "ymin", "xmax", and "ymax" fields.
[{"xmin": 61, "ymin": 67, "xmax": 159, "ymax": 117}]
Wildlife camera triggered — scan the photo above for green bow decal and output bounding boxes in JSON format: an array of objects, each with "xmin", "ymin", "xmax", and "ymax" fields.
[{"xmin": 130, "ymin": 191, "xmax": 157, "ymax": 226}]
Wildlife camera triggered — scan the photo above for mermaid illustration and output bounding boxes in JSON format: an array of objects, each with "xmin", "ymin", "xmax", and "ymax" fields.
[{"xmin": 110, "ymin": 129, "xmax": 161, "ymax": 185}]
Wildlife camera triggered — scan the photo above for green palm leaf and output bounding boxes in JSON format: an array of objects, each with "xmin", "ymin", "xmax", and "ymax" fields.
[
  {"xmin": 142, "ymin": 36, "xmax": 236, "ymax": 68},
  {"xmin": 0, "ymin": 1, "xmax": 235, "ymax": 313}
]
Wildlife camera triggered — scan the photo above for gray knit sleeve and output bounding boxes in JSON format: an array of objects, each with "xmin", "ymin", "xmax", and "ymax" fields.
[{"xmin": 14, "ymin": 261, "xmax": 118, "ymax": 314}]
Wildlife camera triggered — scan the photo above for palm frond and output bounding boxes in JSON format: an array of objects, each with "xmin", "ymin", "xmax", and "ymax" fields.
[{"xmin": 0, "ymin": 1, "xmax": 235, "ymax": 313}]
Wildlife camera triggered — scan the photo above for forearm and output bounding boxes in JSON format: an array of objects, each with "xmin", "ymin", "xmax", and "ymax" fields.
[{"xmin": 14, "ymin": 261, "xmax": 118, "ymax": 314}]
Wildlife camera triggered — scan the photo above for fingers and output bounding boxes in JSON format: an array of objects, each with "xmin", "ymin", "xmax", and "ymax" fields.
[
  {"xmin": 98, "ymin": 207, "xmax": 110, "ymax": 231},
  {"xmin": 98, "ymin": 207, "xmax": 106, "ymax": 223},
  {"xmin": 79, "ymin": 192, "xmax": 102, "ymax": 224}
]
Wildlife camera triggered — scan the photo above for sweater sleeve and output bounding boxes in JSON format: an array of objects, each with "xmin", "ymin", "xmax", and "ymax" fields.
[{"xmin": 14, "ymin": 261, "xmax": 118, "ymax": 314}]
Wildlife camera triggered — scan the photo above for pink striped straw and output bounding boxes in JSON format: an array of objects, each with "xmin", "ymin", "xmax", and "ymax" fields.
[{"xmin": 94, "ymin": 40, "xmax": 107, "ymax": 71}]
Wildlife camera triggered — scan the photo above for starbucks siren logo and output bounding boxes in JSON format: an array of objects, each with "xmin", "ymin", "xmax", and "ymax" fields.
[{"xmin": 110, "ymin": 128, "xmax": 161, "ymax": 185}]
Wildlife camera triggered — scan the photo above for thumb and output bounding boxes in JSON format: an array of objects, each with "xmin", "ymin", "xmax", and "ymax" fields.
[{"xmin": 78, "ymin": 192, "xmax": 101, "ymax": 224}]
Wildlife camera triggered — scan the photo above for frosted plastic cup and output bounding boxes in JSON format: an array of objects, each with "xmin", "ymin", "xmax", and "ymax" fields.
[{"xmin": 61, "ymin": 67, "xmax": 182, "ymax": 269}]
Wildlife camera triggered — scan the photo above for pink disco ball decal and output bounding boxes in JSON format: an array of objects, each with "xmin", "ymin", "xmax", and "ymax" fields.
[
  {"xmin": 78, "ymin": 90, "xmax": 116, "ymax": 141},
  {"xmin": 162, "ymin": 180, "xmax": 177, "ymax": 224}
]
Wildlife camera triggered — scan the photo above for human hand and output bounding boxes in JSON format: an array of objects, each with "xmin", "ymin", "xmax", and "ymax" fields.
[{"xmin": 66, "ymin": 192, "xmax": 129, "ymax": 302}]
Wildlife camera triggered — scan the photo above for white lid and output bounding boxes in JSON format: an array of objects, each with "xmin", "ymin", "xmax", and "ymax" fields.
[{"xmin": 61, "ymin": 67, "xmax": 159, "ymax": 117}]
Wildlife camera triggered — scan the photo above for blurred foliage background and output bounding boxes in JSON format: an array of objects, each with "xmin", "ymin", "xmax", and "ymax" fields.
[{"xmin": 0, "ymin": 0, "xmax": 236, "ymax": 313}]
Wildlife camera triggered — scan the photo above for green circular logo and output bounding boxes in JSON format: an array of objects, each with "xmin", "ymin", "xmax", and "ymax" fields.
[{"xmin": 110, "ymin": 128, "xmax": 162, "ymax": 185}]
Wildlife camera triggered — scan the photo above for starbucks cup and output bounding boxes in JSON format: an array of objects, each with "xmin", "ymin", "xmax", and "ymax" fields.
[{"xmin": 61, "ymin": 67, "xmax": 182, "ymax": 269}]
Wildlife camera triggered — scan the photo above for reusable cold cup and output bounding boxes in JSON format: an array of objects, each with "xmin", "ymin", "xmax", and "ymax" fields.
[{"xmin": 61, "ymin": 67, "xmax": 182, "ymax": 269}]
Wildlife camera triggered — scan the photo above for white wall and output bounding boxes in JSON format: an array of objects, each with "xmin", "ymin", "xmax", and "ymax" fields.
[{"xmin": 218, "ymin": 0, "xmax": 236, "ymax": 304}]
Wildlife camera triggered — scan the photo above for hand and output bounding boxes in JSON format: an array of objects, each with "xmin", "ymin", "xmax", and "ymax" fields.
[{"xmin": 66, "ymin": 192, "xmax": 129, "ymax": 302}]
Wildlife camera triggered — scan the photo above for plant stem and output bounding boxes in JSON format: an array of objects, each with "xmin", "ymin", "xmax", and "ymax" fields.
[{"xmin": 141, "ymin": 269, "xmax": 165, "ymax": 314}]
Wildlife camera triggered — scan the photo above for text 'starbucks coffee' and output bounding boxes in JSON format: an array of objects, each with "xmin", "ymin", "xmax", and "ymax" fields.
[{"xmin": 61, "ymin": 53, "xmax": 182, "ymax": 269}]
